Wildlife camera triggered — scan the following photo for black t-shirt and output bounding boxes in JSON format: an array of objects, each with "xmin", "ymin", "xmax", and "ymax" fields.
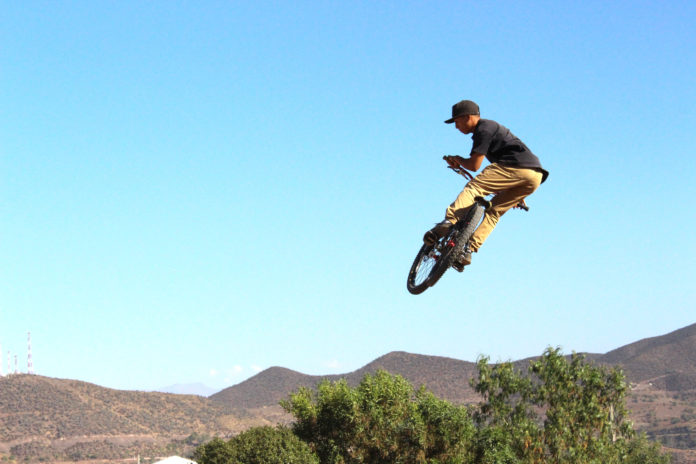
[{"xmin": 471, "ymin": 119, "xmax": 549, "ymax": 183}]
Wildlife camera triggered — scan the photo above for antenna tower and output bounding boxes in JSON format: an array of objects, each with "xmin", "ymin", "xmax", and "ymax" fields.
[
  {"xmin": 27, "ymin": 332, "xmax": 34, "ymax": 374},
  {"xmin": 14, "ymin": 354, "xmax": 18, "ymax": 374},
  {"xmin": 0, "ymin": 343, "xmax": 3, "ymax": 376}
]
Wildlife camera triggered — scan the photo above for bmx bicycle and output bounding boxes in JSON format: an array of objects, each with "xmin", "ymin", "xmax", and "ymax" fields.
[{"xmin": 406, "ymin": 156, "xmax": 528, "ymax": 295}]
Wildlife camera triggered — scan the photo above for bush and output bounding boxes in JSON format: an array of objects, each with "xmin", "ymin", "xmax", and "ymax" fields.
[
  {"xmin": 472, "ymin": 348, "xmax": 671, "ymax": 463},
  {"xmin": 193, "ymin": 426, "xmax": 317, "ymax": 464},
  {"xmin": 621, "ymin": 433, "xmax": 671, "ymax": 464},
  {"xmin": 282, "ymin": 370, "xmax": 474, "ymax": 464}
]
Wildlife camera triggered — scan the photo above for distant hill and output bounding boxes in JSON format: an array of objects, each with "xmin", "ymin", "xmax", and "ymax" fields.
[
  {"xmin": 348, "ymin": 351, "xmax": 482, "ymax": 403},
  {"xmin": 209, "ymin": 323, "xmax": 696, "ymax": 410},
  {"xmin": 209, "ymin": 352, "xmax": 482, "ymax": 409},
  {"xmin": 597, "ymin": 323, "xmax": 696, "ymax": 390},
  {"xmin": 156, "ymin": 383, "xmax": 217, "ymax": 397},
  {"xmin": 0, "ymin": 375, "xmax": 249, "ymax": 440},
  {"xmin": 0, "ymin": 375, "xmax": 255, "ymax": 462},
  {"xmin": 2, "ymin": 322, "xmax": 696, "ymax": 463},
  {"xmin": 209, "ymin": 366, "xmax": 324, "ymax": 410}
]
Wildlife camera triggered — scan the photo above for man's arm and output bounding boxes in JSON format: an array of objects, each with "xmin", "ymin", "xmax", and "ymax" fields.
[{"xmin": 453, "ymin": 153, "xmax": 485, "ymax": 172}]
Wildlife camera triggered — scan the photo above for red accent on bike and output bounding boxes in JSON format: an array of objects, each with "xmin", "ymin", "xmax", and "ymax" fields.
[{"xmin": 447, "ymin": 240, "xmax": 455, "ymax": 248}]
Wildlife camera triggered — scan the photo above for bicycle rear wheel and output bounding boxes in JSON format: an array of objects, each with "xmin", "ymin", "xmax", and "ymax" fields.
[{"xmin": 451, "ymin": 204, "xmax": 486, "ymax": 262}]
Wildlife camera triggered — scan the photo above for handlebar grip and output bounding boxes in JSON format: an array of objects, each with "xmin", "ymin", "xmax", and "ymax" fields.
[{"xmin": 518, "ymin": 203, "xmax": 530, "ymax": 212}]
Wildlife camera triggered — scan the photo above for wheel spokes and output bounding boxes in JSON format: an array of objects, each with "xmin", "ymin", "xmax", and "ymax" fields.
[{"xmin": 414, "ymin": 249, "xmax": 439, "ymax": 285}]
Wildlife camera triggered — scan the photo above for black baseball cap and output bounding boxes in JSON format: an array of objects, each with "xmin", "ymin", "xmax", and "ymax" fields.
[{"xmin": 444, "ymin": 100, "xmax": 480, "ymax": 123}]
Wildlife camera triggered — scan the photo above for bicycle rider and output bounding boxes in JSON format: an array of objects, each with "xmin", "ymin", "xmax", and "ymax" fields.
[{"xmin": 423, "ymin": 99, "xmax": 549, "ymax": 268}]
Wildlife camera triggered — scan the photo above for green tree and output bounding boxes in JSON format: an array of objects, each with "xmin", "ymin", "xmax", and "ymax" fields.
[
  {"xmin": 416, "ymin": 389, "xmax": 474, "ymax": 462},
  {"xmin": 282, "ymin": 370, "xmax": 474, "ymax": 464},
  {"xmin": 472, "ymin": 348, "xmax": 670, "ymax": 464},
  {"xmin": 530, "ymin": 349, "xmax": 631, "ymax": 463},
  {"xmin": 192, "ymin": 426, "xmax": 318, "ymax": 464},
  {"xmin": 472, "ymin": 356, "xmax": 538, "ymax": 463},
  {"xmin": 192, "ymin": 437, "xmax": 234, "ymax": 464},
  {"xmin": 283, "ymin": 378, "xmax": 356, "ymax": 463},
  {"xmin": 620, "ymin": 433, "xmax": 671, "ymax": 464}
]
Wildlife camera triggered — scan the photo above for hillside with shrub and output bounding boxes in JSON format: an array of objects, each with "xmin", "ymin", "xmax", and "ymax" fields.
[
  {"xmin": 199, "ymin": 352, "xmax": 672, "ymax": 464},
  {"xmin": 1, "ymin": 323, "xmax": 695, "ymax": 462}
]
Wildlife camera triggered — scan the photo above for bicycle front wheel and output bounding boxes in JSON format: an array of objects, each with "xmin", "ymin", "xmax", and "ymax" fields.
[
  {"xmin": 406, "ymin": 232, "xmax": 457, "ymax": 294},
  {"xmin": 407, "ymin": 244, "xmax": 438, "ymax": 294}
]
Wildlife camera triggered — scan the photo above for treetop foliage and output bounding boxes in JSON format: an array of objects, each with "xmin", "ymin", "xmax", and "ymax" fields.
[
  {"xmin": 192, "ymin": 426, "xmax": 317, "ymax": 464},
  {"xmin": 194, "ymin": 347, "xmax": 670, "ymax": 464}
]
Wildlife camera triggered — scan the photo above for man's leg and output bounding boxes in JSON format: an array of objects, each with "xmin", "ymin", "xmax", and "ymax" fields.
[
  {"xmin": 444, "ymin": 165, "xmax": 501, "ymax": 224},
  {"xmin": 468, "ymin": 167, "xmax": 542, "ymax": 251},
  {"xmin": 424, "ymin": 168, "xmax": 494, "ymax": 245}
]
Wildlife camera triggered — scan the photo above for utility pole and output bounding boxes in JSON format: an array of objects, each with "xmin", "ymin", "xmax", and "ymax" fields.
[{"xmin": 27, "ymin": 332, "xmax": 34, "ymax": 374}]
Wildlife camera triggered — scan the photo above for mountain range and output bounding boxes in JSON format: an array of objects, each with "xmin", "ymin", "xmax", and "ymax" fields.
[{"xmin": 2, "ymin": 323, "xmax": 695, "ymax": 463}]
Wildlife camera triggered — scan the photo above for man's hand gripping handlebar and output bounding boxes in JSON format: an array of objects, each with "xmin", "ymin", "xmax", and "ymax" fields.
[
  {"xmin": 442, "ymin": 155, "xmax": 529, "ymax": 211},
  {"xmin": 443, "ymin": 155, "xmax": 474, "ymax": 181}
]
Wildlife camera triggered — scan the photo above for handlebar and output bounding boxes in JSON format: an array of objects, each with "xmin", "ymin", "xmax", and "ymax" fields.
[
  {"xmin": 443, "ymin": 155, "xmax": 529, "ymax": 211},
  {"xmin": 443, "ymin": 155, "xmax": 474, "ymax": 181}
]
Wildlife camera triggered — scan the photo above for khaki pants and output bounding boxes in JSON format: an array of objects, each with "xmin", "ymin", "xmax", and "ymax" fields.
[{"xmin": 445, "ymin": 164, "xmax": 542, "ymax": 252}]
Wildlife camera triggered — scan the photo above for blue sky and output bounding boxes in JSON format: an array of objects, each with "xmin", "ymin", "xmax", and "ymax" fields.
[{"xmin": 2, "ymin": 0, "xmax": 695, "ymax": 392}]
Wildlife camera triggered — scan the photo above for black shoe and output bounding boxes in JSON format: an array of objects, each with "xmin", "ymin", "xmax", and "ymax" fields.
[
  {"xmin": 452, "ymin": 248, "xmax": 472, "ymax": 272},
  {"xmin": 423, "ymin": 221, "xmax": 452, "ymax": 245},
  {"xmin": 461, "ymin": 250, "xmax": 472, "ymax": 266}
]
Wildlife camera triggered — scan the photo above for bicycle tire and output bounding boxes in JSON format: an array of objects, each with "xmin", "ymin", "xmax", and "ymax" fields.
[
  {"xmin": 406, "ymin": 203, "xmax": 486, "ymax": 295},
  {"xmin": 406, "ymin": 224, "xmax": 460, "ymax": 294},
  {"xmin": 406, "ymin": 243, "xmax": 440, "ymax": 294},
  {"xmin": 419, "ymin": 227, "xmax": 459, "ymax": 289},
  {"xmin": 450, "ymin": 204, "xmax": 486, "ymax": 262}
]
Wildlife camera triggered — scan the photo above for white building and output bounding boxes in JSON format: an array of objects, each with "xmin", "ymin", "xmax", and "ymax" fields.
[{"xmin": 153, "ymin": 457, "xmax": 197, "ymax": 464}]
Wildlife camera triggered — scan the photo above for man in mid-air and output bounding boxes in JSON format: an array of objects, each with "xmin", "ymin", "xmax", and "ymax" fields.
[{"xmin": 424, "ymin": 99, "xmax": 549, "ymax": 268}]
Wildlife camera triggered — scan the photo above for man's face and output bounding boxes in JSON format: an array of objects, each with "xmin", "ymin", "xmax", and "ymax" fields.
[{"xmin": 454, "ymin": 115, "xmax": 476, "ymax": 134}]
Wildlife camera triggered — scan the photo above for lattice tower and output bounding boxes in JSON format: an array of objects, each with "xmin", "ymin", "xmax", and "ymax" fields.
[{"xmin": 27, "ymin": 332, "xmax": 34, "ymax": 374}]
